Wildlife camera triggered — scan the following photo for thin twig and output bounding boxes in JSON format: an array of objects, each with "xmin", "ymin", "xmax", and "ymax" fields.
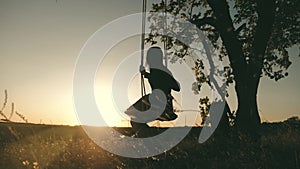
[
  {"xmin": 15, "ymin": 111, "xmax": 28, "ymax": 123},
  {"xmin": 1, "ymin": 90, "xmax": 8, "ymax": 112},
  {"xmin": 9, "ymin": 102, "xmax": 14, "ymax": 120}
]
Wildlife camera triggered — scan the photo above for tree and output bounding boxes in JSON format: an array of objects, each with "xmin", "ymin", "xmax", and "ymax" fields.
[{"xmin": 146, "ymin": 0, "xmax": 299, "ymax": 132}]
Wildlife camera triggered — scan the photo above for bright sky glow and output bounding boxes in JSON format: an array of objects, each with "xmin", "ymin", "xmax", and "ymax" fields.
[{"xmin": 0, "ymin": 0, "xmax": 299, "ymax": 126}]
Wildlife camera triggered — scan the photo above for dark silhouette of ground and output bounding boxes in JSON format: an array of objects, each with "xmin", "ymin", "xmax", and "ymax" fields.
[{"xmin": 0, "ymin": 118, "xmax": 299, "ymax": 169}]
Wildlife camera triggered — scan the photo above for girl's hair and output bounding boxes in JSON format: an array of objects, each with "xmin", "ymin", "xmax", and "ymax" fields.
[{"xmin": 146, "ymin": 46, "xmax": 163, "ymax": 68}]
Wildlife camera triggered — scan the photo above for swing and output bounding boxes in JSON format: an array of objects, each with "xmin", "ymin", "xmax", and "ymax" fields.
[
  {"xmin": 140, "ymin": 0, "xmax": 168, "ymax": 98},
  {"xmin": 124, "ymin": 0, "xmax": 178, "ymax": 126}
]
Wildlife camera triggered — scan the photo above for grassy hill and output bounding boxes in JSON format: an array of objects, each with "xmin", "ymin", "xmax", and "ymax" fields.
[{"xmin": 0, "ymin": 119, "xmax": 299, "ymax": 169}]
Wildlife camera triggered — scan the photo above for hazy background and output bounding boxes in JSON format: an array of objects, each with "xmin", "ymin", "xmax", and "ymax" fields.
[{"xmin": 0, "ymin": 0, "xmax": 299, "ymax": 126}]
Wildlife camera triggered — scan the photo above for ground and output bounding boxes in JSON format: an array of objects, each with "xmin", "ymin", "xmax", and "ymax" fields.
[{"xmin": 0, "ymin": 118, "xmax": 299, "ymax": 169}]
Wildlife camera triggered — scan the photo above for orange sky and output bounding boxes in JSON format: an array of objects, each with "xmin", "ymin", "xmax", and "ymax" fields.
[{"xmin": 0, "ymin": 0, "xmax": 299, "ymax": 126}]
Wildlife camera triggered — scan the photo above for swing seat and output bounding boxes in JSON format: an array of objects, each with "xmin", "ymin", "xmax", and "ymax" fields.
[{"xmin": 125, "ymin": 93, "xmax": 177, "ymax": 123}]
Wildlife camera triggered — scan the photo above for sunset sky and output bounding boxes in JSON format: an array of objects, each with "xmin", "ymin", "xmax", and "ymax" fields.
[{"xmin": 0, "ymin": 0, "xmax": 299, "ymax": 126}]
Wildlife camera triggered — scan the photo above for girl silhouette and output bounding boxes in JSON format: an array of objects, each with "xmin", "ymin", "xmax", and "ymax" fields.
[
  {"xmin": 141, "ymin": 46, "xmax": 180, "ymax": 121},
  {"xmin": 126, "ymin": 46, "xmax": 180, "ymax": 136}
]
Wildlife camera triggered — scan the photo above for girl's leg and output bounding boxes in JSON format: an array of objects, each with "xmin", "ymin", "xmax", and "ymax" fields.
[{"xmin": 130, "ymin": 120, "xmax": 149, "ymax": 137}]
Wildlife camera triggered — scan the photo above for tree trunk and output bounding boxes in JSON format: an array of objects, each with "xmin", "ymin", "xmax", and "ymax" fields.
[
  {"xmin": 204, "ymin": 0, "xmax": 275, "ymax": 133},
  {"xmin": 233, "ymin": 0, "xmax": 275, "ymax": 132},
  {"xmin": 234, "ymin": 75, "xmax": 261, "ymax": 132}
]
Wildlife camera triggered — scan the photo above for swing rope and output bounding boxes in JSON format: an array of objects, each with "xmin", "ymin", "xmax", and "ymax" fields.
[
  {"xmin": 163, "ymin": 0, "xmax": 168, "ymax": 68},
  {"xmin": 140, "ymin": 0, "xmax": 168, "ymax": 97},
  {"xmin": 140, "ymin": 0, "xmax": 147, "ymax": 98}
]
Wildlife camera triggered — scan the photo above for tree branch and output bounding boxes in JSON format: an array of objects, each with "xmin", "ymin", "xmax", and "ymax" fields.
[
  {"xmin": 206, "ymin": 0, "xmax": 247, "ymax": 84},
  {"xmin": 191, "ymin": 17, "xmax": 217, "ymax": 29},
  {"xmin": 251, "ymin": 0, "xmax": 276, "ymax": 78},
  {"xmin": 235, "ymin": 23, "xmax": 246, "ymax": 34}
]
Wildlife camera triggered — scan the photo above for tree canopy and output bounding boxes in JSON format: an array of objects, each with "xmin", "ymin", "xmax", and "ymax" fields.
[{"xmin": 146, "ymin": 0, "xmax": 300, "ymax": 130}]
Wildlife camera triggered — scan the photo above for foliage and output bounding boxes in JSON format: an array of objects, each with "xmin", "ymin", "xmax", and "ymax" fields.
[
  {"xmin": 147, "ymin": 0, "xmax": 299, "ymax": 81},
  {"xmin": 198, "ymin": 96, "xmax": 210, "ymax": 125}
]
